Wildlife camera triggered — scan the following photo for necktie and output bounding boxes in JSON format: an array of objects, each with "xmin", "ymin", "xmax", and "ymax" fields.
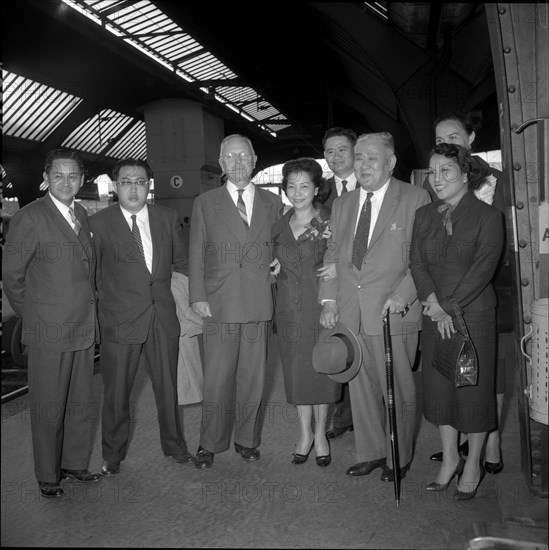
[
  {"xmin": 352, "ymin": 192, "xmax": 374, "ymax": 270},
  {"xmin": 437, "ymin": 202, "xmax": 456, "ymax": 235},
  {"xmin": 237, "ymin": 189, "xmax": 249, "ymax": 229},
  {"xmin": 131, "ymin": 214, "xmax": 146, "ymax": 262},
  {"xmin": 68, "ymin": 206, "xmax": 81, "ymax": 235},
  {"xmin": 341, "ymin": 180, "xmax": 348, "ymax": 193}
]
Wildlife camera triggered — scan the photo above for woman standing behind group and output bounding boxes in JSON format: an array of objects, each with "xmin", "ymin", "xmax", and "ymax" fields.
[
  {"xmin": 410, "ymin": 143, "xmax": 505, "ymax": 499},
  {"xmin": 272, "ymin": 158, "xmax": 340, "ymax": 467}
]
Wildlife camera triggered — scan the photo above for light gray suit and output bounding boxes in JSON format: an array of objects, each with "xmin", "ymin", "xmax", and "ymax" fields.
[
  {"xmin": 189, "ymin": 184, "xmax": 282, "ymax": 452},
  {"xmin": 320, "ymin": 177, "xmax": 430, "ymax": 467}
]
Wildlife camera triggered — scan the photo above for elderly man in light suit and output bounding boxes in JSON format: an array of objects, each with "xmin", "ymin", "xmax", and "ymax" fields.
[
  {"xmin": 189, "ymin": 134, "xmax": 282, "ymax": 469},
  {"xmin": 319, "ymin": 132, "xmax": 430, "ymax": 481}
]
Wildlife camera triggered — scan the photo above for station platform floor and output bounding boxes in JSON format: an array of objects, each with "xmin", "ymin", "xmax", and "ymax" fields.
[{"xmin": 2, "ymin": 333, "xmax": 548, "ymax": 549}]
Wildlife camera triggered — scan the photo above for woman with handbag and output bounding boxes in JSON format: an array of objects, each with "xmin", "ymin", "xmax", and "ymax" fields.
[
  {"xmin": 423, "ymin": 111, "xmax": 511, "ymax": 474},
  {"xmin": 410, "ymin": 143, "xmax": 505, "ymax": 500}
]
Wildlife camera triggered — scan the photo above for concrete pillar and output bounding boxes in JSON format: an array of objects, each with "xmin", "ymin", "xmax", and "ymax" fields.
[{"xmin": 142, "ymin": 99, "xmax": 224, "ymax": 220}]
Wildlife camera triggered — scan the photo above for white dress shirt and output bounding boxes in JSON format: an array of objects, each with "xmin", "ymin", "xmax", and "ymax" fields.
[
  {"xmin": 120, "ymin": 205, "xmax": 153, "ymax": 272},
  {"xmin": 49, "ymin": 192, "xmax": 78, "ymax": 232},
  {"xmin": 353, "ymin": 178, "xmax": 391, "ymax": 246},
  {"xmin": 334, "ymin": 173, "xmax": 357, "ymax": 195},
  {"xmin": 226, "ymin": 180, "xmax": 255, "ymax": 224}
]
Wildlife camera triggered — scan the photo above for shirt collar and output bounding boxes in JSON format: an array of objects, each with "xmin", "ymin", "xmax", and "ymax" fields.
[
  {"xmin": 120, "ymin": 204, "xmax": 149, "ymax": 223},
  {"xmin": 360, "ymin": 177, "xmax": 391, "ymax": 200},
  {"xmin": 334, "ymin": 173, "xmax": 356, "ymax": 185},
  {"xmin": 227, "ymin": 180, "xmax": 253, "ymax": 194},
  {"xmin": 48, "ymin": 191, "xmax": 74, "ymax": 215}
]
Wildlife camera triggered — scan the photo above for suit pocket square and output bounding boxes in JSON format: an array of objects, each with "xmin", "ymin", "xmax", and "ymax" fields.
[{"xmin": 389, "ymin": 223, "xmax": 403, "ymax": 231}]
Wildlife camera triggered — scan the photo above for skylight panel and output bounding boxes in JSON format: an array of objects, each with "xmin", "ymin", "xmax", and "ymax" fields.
[
  {"xmin": 105, "ymin": 120, "xmax": 147, "ymax": 160},
  {"xmin": 2, "ymin": 70, "xmax": 82, "ymax": 141},
  {"xmin": 61, "ymin": 108, "xmax": 135, "ymax": 154}
]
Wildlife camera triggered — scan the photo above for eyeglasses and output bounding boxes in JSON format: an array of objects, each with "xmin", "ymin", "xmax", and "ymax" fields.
[
  {"xmin": 222, "ymin": 152, "xmax": 254, "ymax": 161},
  {"xmin": 117, "ymin": 179, "xmax": 149, "ymax": 187}
]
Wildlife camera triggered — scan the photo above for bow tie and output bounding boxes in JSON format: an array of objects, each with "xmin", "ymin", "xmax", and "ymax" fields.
[{"xmin": 437, "ymin": 202, "xmax": 456, "ymax": 235}]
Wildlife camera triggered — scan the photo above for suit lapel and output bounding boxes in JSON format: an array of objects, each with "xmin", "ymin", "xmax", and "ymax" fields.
[
  {"xmin": 343, "ymin": 189, "xmax": 361, "ymax": 261},
  {"xmin": 367, "ymin": 178, "xmax": 399, "ymax": 254},
  {"xmin": 215, "ymin": 186, "xmax": 249, "ymax": 243},
  {"xmin": 248, "ymin": 189, "xmax": 271, "ymax": 242}
]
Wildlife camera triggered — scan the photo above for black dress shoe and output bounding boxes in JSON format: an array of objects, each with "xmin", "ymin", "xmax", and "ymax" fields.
[
  {"xmin": 326, "ymin": 424, "xmax": 354, "ymax": 440},
  {"xmin": 380, "ymin": 461, "xmax": 412, "ymax": 482},
  {"xmin": 234, "ymin": 442, "xmax": 260, "ymax": 461},
  {"xmin": 101, "ymin": 461, "xmax": 121, "ymax": 476},
  {"xmin": 484, "ymin": 460, "xmax": 504, "ymax": 474},
  {"xmin": 195, "ymin": 446, "xmax": 214, "ymax": 469},
  {"xmin": 38, "ymin": 481, "xmax": 64, "ymax": 498},
  {"xmin": 425, "ymin": 458, "xmax": 465, "ymax": 492},
  {"xmin": 165, "ymin": 452, "xmax": 194, "ymax": 464},
  {"xmin": 430, "ymin": 440, "xmax": 469, "ymax": 462},
  {"xmin": 292, "ymin": 442, "xmax": 313, "ymax": 465},
  {"xmin": 346, "ymin": 457, "xmax": 386, "ymax": 476},
  {"xmin": 61, "ymin": 469, "xmax": 102, "ymax": 483}
]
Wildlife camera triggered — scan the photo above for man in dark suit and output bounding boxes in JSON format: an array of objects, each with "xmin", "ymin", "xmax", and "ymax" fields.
[
  {"xmin": 3, "ymin": 149, "xmax": 102, "ymax": 498},
  {"xmin": 321, "ymin": 127, "xmax": 358, "ymax": 439},
  {"xmin": 89, "ymin": 159, "xmax": 192, "ymax": 476},
  {"xmin": 189, "ymin": 134, "xmax": 282, "ymax": 469},
  {"xmin": 319, "ymin": 132, "xmax": 430, "ymax": 481}
]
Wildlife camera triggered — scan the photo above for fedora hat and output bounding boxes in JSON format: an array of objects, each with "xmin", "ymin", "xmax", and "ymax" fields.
[{"xmin": 313, "ymin": 323, "xmax": 362, "ymax": 383}]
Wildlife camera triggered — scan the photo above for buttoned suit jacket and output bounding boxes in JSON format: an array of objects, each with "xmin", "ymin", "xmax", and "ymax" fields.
[
  {"xmin": 4, "ymin": 193, "xmax": 97, "ymax": 350},
  {"xmin": 89, "ymin": 203, "xmax": 187, "ymax": 345},
  {"xmin": 319, "ymin": 177, "xmax": 431, "ymax": 336},
  {"xmin": 189, "ymin": 184, "xmax": 282, "ymax": 323}
]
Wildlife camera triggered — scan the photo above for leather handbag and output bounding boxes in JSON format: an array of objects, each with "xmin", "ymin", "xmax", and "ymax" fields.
[{"xmin": 432, "ymin": 296, "xmax": 478, "ymax": 388}]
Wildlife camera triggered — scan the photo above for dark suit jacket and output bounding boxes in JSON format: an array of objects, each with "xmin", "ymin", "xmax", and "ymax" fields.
[
  {"xmin": 3, "ymin": 194, "xmax": 97, "ymax": 350},
  {"xmin": 319, "ymin": 177, "xmax": 431, "ymax": 336},
  {"xmin": 322, "ymin": 176, "xmax": 338, "ymax": 210},
  {"xmin": 189, "ymin": 184, "xmax": 282, "ymax": 323},
  {"xmin": 89, "ymin": 203, "xmax": 188, "ymax": 345},
  {"xmin": 410, "ymin": 191, "xmax": 505, "ymax": 316}
]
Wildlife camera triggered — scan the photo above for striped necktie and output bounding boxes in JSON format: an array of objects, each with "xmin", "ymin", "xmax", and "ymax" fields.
[
  {"xmin": 352, "ymin": 192, "xmax": 373, "ymax": 270},
  {"xmin": 341, "ymin": 180, "xmax": 348, "ymax": 193},
  {"xmin": 131, "ymin": 214, "xmax": 146, "ymax": 262},
  {"xmin": 237, "ymin": 189, "xmax": 249, "ymax": 229},
  {"xmin": 68, "ymin": 206, "xmax": 81, "ymax": 235}
]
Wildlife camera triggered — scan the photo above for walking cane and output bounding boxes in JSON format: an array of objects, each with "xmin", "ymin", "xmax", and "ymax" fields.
[{"xmin": 383, "ymin": 309, "xmax": 401, "ymax": 506}]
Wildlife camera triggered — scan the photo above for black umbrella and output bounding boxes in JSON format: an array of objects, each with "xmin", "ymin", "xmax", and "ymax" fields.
[{"xmin": 383, "ymin": 310, "xmax": 401, "ymax": 506}]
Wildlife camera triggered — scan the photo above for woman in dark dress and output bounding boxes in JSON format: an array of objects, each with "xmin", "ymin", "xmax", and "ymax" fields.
[
  {"xmin": 424, "ymin": 111, "xmax": 511, "ymax": 474},
  {"xmin": 272, "ymin": 158, "xmax": 340, "ymax": 467},
  {"xmin": 410, "ymin": 143, "xmax": 505, "ymax": 499}
]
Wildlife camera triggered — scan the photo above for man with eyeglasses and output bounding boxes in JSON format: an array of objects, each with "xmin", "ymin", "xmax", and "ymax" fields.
[
  {"xmin": 189, "ymin": 134, "xmax": 282, "ymax": 469},
  {"xmin": 89, "ymin": 158, "xmax": 193, "ymax": 476},
  {"xmin": 4, "ymin": 148, "xmax": 102, "ymax": 498}
]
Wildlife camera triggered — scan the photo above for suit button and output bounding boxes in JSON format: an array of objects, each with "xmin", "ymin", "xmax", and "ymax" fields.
[
  {"xmin": 357, "ymin": 285, "xmax": 361, "ymax": 289},
  {"xmin": 149, "ymin": 282, "xmax": 153, "ymax": 286},
  {"xmin": 152, "ymin": 300, "xmax": 155, "ymax": 305},
  {"xmin": 240, "ymin": 263, "xmax": 243, "ymax": 268},
  {"xmin": 90, "ymin": 300, "xmax": 95, "ymax": 304}
]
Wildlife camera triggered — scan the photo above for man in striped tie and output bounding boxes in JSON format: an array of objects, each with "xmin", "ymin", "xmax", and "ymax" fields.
[
  {"xmin": 89, "ymin": 159, "xmax": 192, "ymax": 476},
  {"xmin": 189, "ymin": 135, "xmax": 282, "ymax": 469},
  {"xmin": 3, "ymin": 149, "xmax": 101, "ymax": 498}
]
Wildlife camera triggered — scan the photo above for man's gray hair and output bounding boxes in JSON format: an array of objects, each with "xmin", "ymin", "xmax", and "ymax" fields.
[
  {"xmin": 356, "ymin": 132, "xmax": 395, "ymax": 154},
  {"xmin": 219, "ymin": 134, "xmax": 256, "ymax": 158}
]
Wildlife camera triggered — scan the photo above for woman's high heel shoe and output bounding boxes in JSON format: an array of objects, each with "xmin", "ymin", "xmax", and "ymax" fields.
[
  {"xmin": 292, "ymin": 442, "xmax": 314, "ymax": 465},
  {"xmin": 484, "ymin": 460, "xmax": 504, "ymax": 474},
  {"xmin": 425, "ymin": 457, "xmax": 465, "ymax": 492},
  {"xmin": 315, "ymin": 437, "xmax": 331, "ymax": 468},
  {"xmin": 454, "ymin": 464, "xmax": 485, "ymax": 500}
]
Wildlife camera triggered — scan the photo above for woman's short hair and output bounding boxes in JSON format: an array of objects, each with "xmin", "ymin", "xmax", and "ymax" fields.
[
  {"xmin": 281, "ymin": 157, "xmax": 329, "ymax": 205},
  {"xmin": 431, "ymin": 143, "xmax": 487, "ymax": 189}
]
